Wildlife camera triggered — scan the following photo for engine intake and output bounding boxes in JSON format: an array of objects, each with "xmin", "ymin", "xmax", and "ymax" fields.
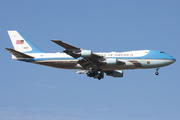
[
  {"xmin": 81, "ymin": 50, "xmax": 92, "ymax": 57},
  {"xmin": 106, "ymin": 58, "xmax": 118, "ymax": 65},
  {"xmin": 106, "ymin": 70, "xmax": 123, "ymax": 77}
]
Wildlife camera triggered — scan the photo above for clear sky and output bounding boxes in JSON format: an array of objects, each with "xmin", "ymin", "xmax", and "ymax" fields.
[{"xmin": 0, "ymin": 0, "xmax": 180, "ymax": 120}]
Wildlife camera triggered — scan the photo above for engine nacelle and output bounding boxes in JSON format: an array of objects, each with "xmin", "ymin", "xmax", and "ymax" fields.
[
  {"xmin": 106, "ymin": 70, "xmax": 123, "ymax": 77},
  {"xmin": 81, "ymin": 50, "xmax": 92, "ymax": 57},
  {"xmin": 106, "ymin": 58, "xmax": 118, "ymax": 65}
]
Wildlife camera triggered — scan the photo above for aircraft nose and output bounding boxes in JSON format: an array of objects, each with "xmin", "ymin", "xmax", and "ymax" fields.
[
  {"xmin": 163, "ymin": 56, "xmax": 176, "ymax": 66},
  {"xmin": 171, "ymin": 56, "xmax": 176, "ymax": 62},
  {"xmin": 169, "ymin": 56, "xmax": 176, "ymax": 63}
]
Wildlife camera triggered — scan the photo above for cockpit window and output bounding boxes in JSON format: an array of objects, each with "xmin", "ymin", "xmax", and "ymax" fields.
[{"xmin": 160, "ymin": 51, "xmax": 165, "ymax": 53}]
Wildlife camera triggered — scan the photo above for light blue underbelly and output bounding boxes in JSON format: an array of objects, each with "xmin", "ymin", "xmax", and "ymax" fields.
[{"xmin": 138, "ymin": 60, "xmax": 174, "ymax": 68}]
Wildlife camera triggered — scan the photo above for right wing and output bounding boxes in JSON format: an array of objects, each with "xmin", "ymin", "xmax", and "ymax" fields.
[
  {"xmin": 51, "ymin": 40, "xmax": 81, "ymax": 58},
  {"xmin": 51, "ymin": 40, "xmax": 125, "ymax": 70},
  {"xmin": 51, "ymin": 40, "xmax": 105, "ymax": 60},
  {"xmin": 51, "ymin": 40, "xmax": 106, "ymax": 69}
]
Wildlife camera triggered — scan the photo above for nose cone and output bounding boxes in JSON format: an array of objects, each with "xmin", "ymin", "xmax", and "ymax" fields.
[
  {"xmin": 167, "ymin": 55, "xmax": 176, "ymax": 65},
  {"xmin": 170, "ymin": 56, "xmax": 176, "ymax": 62},
  {"xmin": 162, "ymin": 54, "xmax": 176, "ymax": 67}
]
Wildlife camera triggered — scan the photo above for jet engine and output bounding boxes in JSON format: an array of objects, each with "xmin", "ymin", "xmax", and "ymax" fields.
[
  {"xmin": 106, "ymin": 58, "xmax": 118, "ymax": 65},
  {"xmin": 81, "ymin": 50, "xmax": 92, "ymax": 57},
  {"xmin": 106, "ymin": 70, "xmax": 123, "ymax": 77}
]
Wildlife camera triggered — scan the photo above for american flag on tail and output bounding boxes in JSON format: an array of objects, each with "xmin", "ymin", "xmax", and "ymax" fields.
[{"xmin": 16, "ymin": 40, "xmax": 24, "ymax": 44}]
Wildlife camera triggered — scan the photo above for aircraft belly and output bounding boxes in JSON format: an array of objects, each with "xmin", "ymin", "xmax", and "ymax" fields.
[
  {"xmin": 32, "ymin": 61, "xmax": 82, "ymax": 69},
  {"xmin": 101, "ymin": 61, "xmax": 136, "ymax": 70},
  {"xmin": 31, "ymin": 59, "xmax": 173, "ymax": 70},
  {"xmin": 137, "ymin": 60, "xmax": 173, "ymax": 68},
  {"xmin": 33, "ymin": 60, "xmax": 141, "ymax": 70}
]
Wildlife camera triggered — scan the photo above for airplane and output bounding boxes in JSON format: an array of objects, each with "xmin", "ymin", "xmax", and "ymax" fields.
[{"xmin": 6, "ymin": 30, "xmax": 176, "ymax": 80}]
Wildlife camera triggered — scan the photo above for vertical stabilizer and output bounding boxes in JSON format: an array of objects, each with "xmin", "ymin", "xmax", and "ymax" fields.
[{"xmin": 7, "ymin": 30, "xmax": 43, "ymax": 53}]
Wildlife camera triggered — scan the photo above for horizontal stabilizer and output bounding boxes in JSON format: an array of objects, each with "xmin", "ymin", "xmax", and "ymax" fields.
[{"xmin": 5, "ymin": 48, "xmax": 34, "ymax": 58}]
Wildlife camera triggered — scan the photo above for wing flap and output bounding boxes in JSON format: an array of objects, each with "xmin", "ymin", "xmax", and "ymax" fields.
[
  {"xmin": 76, "ymin": 70, "xmax": 88, "ymax": 74},
  {"xmin": 63, "ymin": 49, "xmax": 81, "ymax": 59}
]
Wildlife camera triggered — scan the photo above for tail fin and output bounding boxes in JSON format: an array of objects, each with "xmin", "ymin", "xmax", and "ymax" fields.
[{"xmin": 7, "ymin": 30, "xmax": 43, "ymax": 53}]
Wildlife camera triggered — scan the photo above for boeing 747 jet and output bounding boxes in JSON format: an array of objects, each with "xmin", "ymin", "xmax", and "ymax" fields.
[{"xmin": 6, "ymin": 31, "xmax": 176, "ymax": 80}]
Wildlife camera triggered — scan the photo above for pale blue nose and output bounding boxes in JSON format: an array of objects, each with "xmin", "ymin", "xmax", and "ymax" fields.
[
  {"xmin": 170, "ymin": 56, "xmax": 176, "ymax": 62},
  {"xmin": 165, "ymin": 56, "xmax": 176, "ymax": 65}
]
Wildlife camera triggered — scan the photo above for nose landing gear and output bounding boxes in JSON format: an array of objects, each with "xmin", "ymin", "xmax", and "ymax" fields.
[{"xmin": 155, "ymin": 68, "xmax": 160, "ymax": 75}]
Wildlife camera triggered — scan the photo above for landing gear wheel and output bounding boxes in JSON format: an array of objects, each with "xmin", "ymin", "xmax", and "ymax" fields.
[
  {"xmin": 155, "ymin": 72, "xmax": 159, "ymax": 75},
  {"xmin": 97, "ymin": 74, "xmax": 104, "ymax": 80},
  {"xmin": 155, "ymin": 68, "xmax": 160, "ymax": 76},
  {"xmin": 87, "ymin": 68, "xmax": 104, "ymax": 80}
]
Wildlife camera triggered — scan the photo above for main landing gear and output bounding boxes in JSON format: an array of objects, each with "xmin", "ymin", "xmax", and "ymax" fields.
[
  {"xmin": 155, "ymin": 68, "xmax": 160, "ymax": 75},
  {"xmin": 87, "ymin": 68, "xmax": 104, "ymax": 80}
]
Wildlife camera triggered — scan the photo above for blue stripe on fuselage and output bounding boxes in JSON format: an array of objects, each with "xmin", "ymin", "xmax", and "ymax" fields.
[{"xmin": 19, "ymin": 50, "xmax": 175, "ymax": 62}]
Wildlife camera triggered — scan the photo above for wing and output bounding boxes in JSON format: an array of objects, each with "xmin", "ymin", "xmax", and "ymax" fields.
[
  {"xmin": 51, "ymin": 40, "xmax": 126, "ymax": 80},
  {"xmin": 51, "ymin": 40, "xmax": 106, "ymax": 69},
  {"xmin": 51, "ymin": 40, "xmax": 81, "ymax": 58}
]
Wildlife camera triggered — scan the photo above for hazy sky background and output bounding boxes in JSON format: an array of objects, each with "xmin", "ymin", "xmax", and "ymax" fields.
[{"xmin": 0, "ymin": 0, "xmax": 180, "ymax": 120}]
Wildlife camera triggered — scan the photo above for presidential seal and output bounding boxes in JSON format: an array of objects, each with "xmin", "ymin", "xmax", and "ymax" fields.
[{"xmin": 147, "ymin": 61, "xmax": 150, "ymax": 65}]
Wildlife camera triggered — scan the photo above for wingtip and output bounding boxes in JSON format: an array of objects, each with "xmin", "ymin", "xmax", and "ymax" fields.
[
  {"xmin": 51, "ymin": 40, "xmax": 62, "ymax": 42},
  {"xmin": 51, "ymin": 40, "xmax": 61, "ymax": 41}
]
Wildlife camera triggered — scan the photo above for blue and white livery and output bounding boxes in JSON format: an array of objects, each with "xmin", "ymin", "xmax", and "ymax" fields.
[{"xmin": 6, "ymin": 30, "xmax": 176, "ymax": 80}]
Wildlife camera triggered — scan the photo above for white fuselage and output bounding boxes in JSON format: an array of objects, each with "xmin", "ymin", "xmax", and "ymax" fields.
[{"xmin": 12, "ymin": 50, "xmax": 175, "ymax": 71}]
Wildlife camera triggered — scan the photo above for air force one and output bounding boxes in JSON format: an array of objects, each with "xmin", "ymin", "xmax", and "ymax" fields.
[{"xmin": 6, "ymin": 30, "xmax": 176, "ymax": 80}]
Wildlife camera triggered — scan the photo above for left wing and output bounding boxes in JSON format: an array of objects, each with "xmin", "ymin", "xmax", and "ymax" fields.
[{"xmin": 51, "ymin": 40, "xmax": 106, "ymax": 69}]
